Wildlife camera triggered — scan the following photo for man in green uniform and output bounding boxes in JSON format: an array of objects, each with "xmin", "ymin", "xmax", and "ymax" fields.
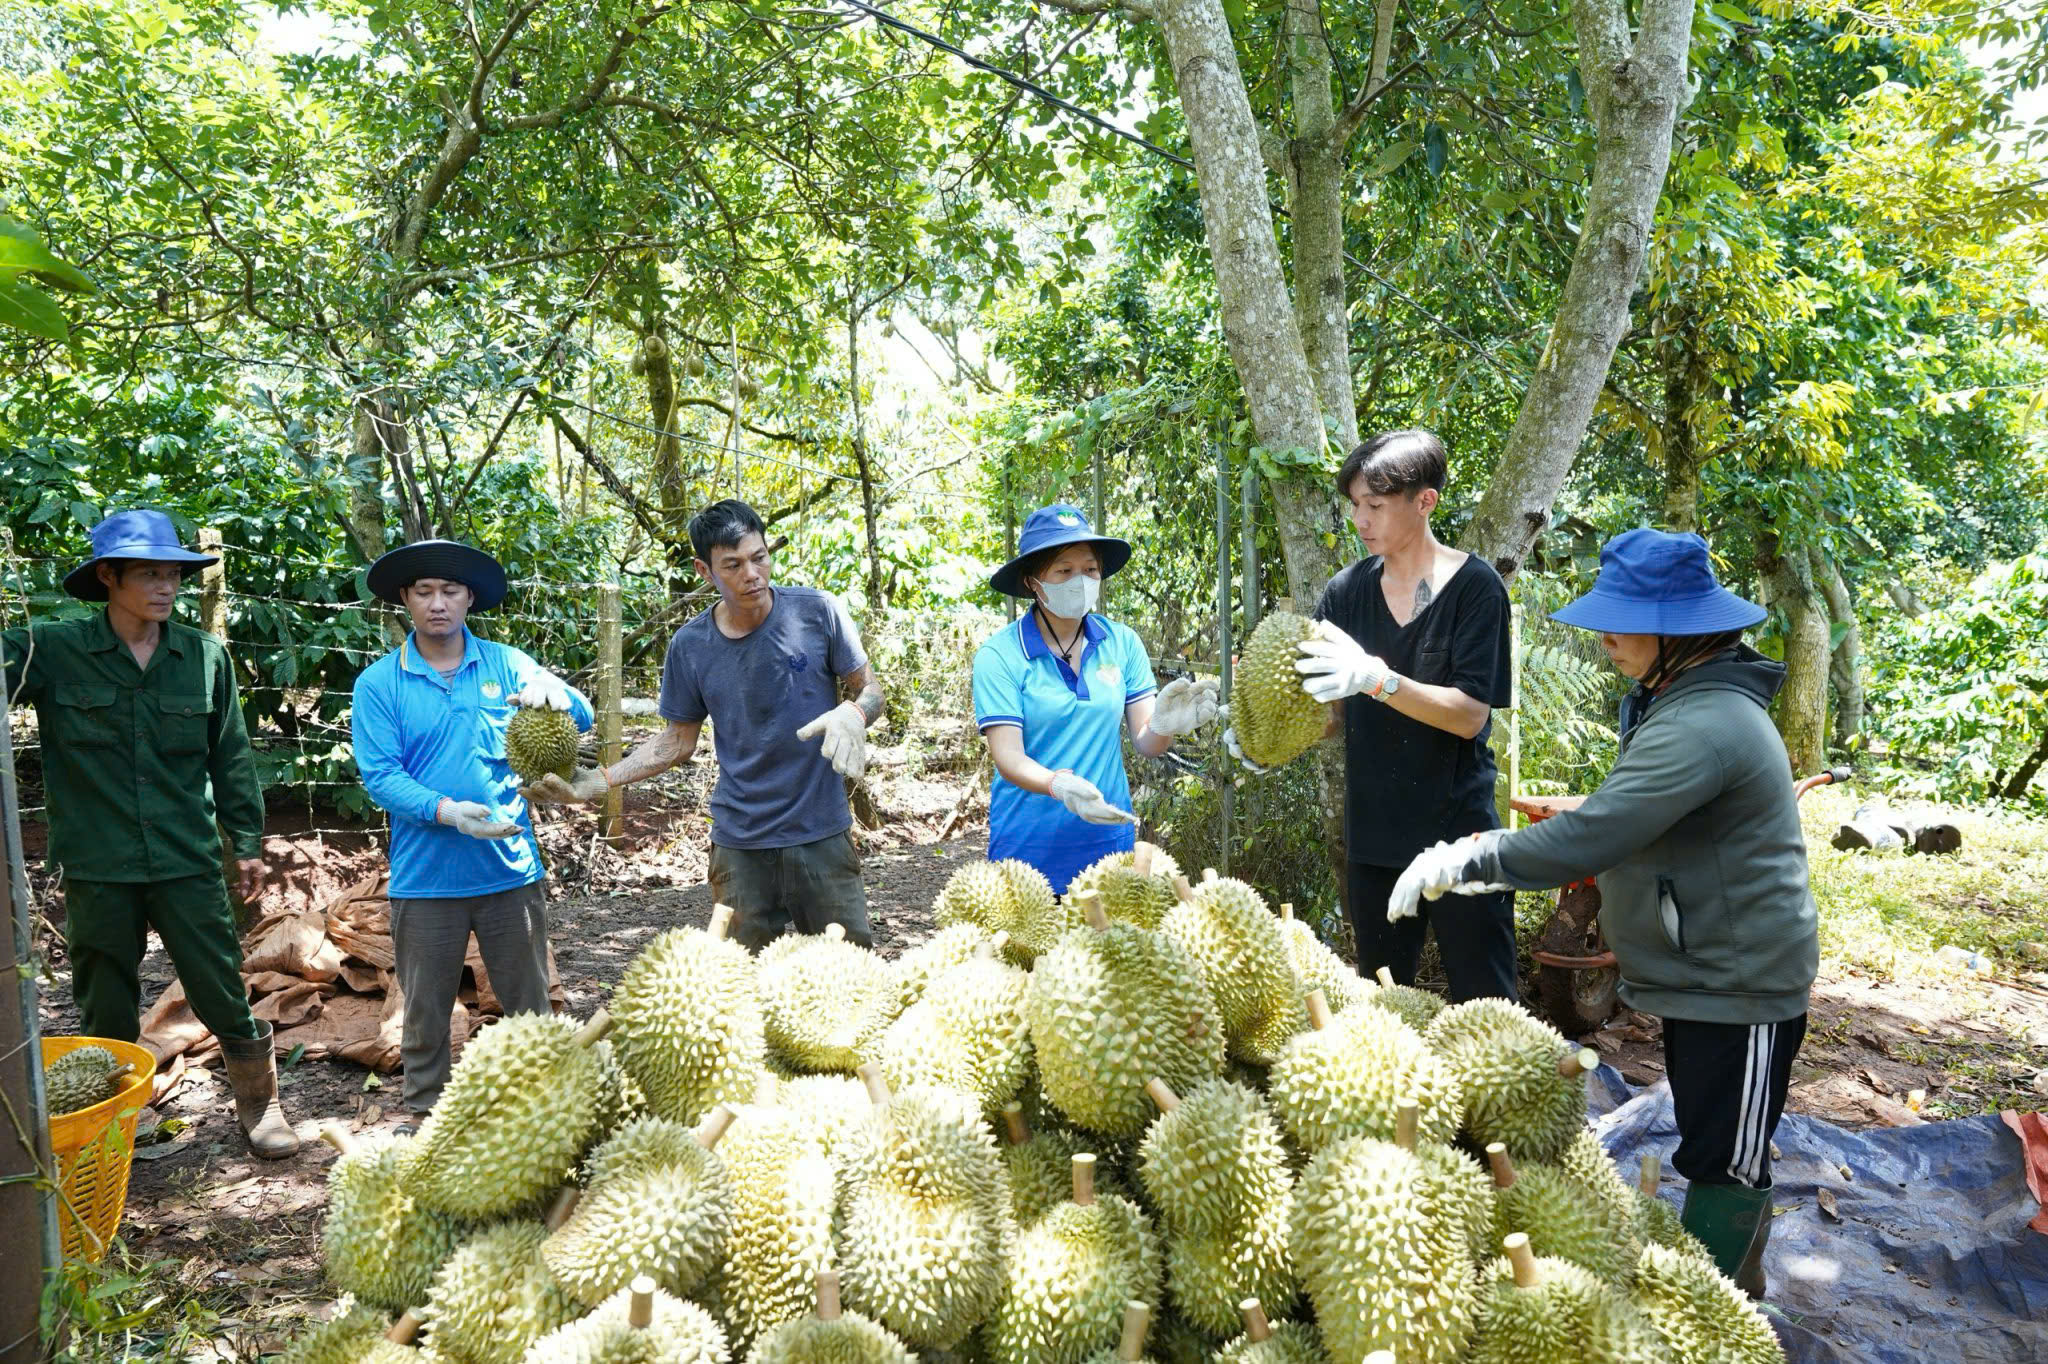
[{"xmin": 2, "ymin": 511, "xmax": 297, "ymax": 1157}]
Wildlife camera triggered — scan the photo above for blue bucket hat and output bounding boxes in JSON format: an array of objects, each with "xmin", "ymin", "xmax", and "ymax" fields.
[
  {"xmin": 1551, "ymin": 529, "xmax": 1766, "ymax": 636},
  {"xmin": 988, "ymin": 503, "xmax": 1132, "ymax": 599},
  {"xmin": 365, "ymin": 539, "xmax": 509, "ymax": 611},
  {"xmin": 64, "ymin": 510, "xmax": 220, "ymax": 601}
]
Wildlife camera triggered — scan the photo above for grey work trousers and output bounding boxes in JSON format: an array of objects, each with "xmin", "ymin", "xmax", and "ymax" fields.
[
  {"xmin": 708, "ymin": 830, "xmax": 873, "ymax": 951},
  {"xmin": 389, "ymin": 881, "xmax": 552, "ymax": 1110}
]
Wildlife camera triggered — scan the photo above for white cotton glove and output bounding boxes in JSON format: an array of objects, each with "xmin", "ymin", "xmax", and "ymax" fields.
[
  {"xmin": 1048, "ymin": 771, "xmax": 1138, "ymax": 826},
  {"xmin": 1215, "ymin": 703, "xmax": 1270, "ymax": 776},
  {"xmin": 512, "ymin": 670, "xmax": 574, "ymax": 711},
  {"xmin": 1295, "ymin": 620, "xmax": 1393, "ymax": 704},
  {"xmin": 1388, "ymin": 830, "xmax": 1510, "ymax": 923},
  {"xmin": 796, "ymin": 701, "xmax": 869, "ymax": 781},
  {"xmin": 437, "ymin": 798, "xmax": 521, "ymax": 840},
  {"xmin": 1149, "ymin": 675, "xmax": 1220, "ymax": 737}
]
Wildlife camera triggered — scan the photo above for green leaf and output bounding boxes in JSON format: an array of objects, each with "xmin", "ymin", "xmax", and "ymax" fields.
[
  {"xmin": 1370, "ymin": 140, "xmax": 1421, "ymax": 176},
  {"xmin": 1424, "ymin": 125, "xmax": 1450, "ymax": 176},
  {"xmin": 0, "ymin": 218, "xmax": 95, "ymax": 294}
]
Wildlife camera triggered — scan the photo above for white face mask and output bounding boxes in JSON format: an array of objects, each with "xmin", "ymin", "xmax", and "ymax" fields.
[{"xmin": 1033, "ymin": 572, "xmax": 1100, "ymax": 619}]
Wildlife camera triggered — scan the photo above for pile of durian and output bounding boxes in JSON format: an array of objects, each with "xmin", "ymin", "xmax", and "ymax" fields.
[{"xmin": 285, "ymin": 851, "xmax": 1786, "ymax": 1364}]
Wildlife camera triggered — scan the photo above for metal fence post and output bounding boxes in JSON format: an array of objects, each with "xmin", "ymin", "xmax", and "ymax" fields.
[
  {"xmin": 1214, "ymin": 439, "xmax": 1233, "ymax": 877},
  {"xmin": 598, "ymin": 585, "xmax": 624, "ymax": 847}
]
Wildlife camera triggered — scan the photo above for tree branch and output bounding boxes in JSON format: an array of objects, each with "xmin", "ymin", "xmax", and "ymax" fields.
[{"xmin": 489, "ymin": 6, "xmax": 674, "ymax": 132}]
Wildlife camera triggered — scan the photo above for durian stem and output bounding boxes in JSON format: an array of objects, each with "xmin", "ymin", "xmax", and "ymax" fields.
[
  {"xmin": 696, "ymin": 1105, "xmax": 737, "ymax": 1150},
  {"xmin": 824, "ymin": 922, "xmax": 848, "ymax": 941},
  {"xmin": 1171, "ymin": 874, "xmax": 1195, "ymax": 903},
  {"xmin": 1505, "ymin": 1233, "xmax": 1540, "ymax": 1288},
  {"xmin": 1001, "ymin": 1102, "xmax": 1030, "ymax": 1146},
  {"xmin": 1305, "ymin": 990, "xmax": 1333, "ymax": 1031},
  {"xmin": 1394, "ymin": 1098, "xmax": 1419, "ymax": 1151},
  {"xmin": 627, "ymin": 1275, "xmax": 656, "ymax": 1329},
  {"xmin": 1639, "ymin": 1153, "xmax": 1661, "ymax": 1197},
  {"xmin": 1485, "ymin": 1143, "xmax": 1516, "ymax": 1189},
  {"xmin": 1279, "ymin": 901, "xmax": 1294, "ymax": 920},
  {"xmin": 1237, "ymin": 1298, "xmax": 1272, "ymax": 1343},
  {"xmin": 1133, "ymin": 842, "xmax": 1155, "ymax": 876},
  {"xmin": 1375, "ymin": 967, "xmax": 1395, "ymax": 988},
  {"xmin": 386, "ymin": 1310, "xmax": 423, "ymax": 1345},
  {"xmin": 1078, "ymin": 891, "xmax": 1111, "ymax": 932},
  {"xmin": 1364, "ymin": 1355, "xmax": 1395, "ymax": 1364},
  {"xmin": 317, "ymin": 1123, "xmax": 358, "ymax": 1157},
  {"xmin": 815, "ymin": 1270, "xmax": 843, "ymax": 1321},
  {"xmin": 545, "ymin": 1186, "xmax": 583, "ymax": 1231},
  {"xmin": 1556, "ymin": 1047, "xmax": 1600, "ymax": 1079},
  {"xmin": 1117, "ymin": 1300, "xmax": 1153, "ymax": 1361},
  {"xmin": 1072, "ymin": 1153, "xmax": 1097, "ymax": 1206},
  {"xmin": 573, "ymin": 1009, "xmax": 615, "ymax": 1047},
  {"xmin": 857, "ymin": 1062, "xmax": 892, "ymax": 1107},
  {"xmin": 1144, "ymin": 1078, "xmax": 1181, "ymax": 1112},
  {"xmin": 1202, "ymin": 867, "xmax": 1219, "ymax": 883},
  {"xmin": 708, "ymin": 903, "xmax": 735, "ymax": 940}
]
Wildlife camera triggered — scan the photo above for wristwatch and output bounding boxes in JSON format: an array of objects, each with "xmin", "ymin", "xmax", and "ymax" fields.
[{"xmin": 1378, "ymin": 673, "xmax": 1401, "ymax": 701}]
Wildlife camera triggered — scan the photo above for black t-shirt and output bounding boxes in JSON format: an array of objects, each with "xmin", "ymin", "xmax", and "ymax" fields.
[{"xmin": 1313, "ymin": 553, "xmax": 1513, "ymax": 866}]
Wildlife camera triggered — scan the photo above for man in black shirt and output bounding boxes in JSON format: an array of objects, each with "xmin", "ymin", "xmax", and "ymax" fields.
[{"xmin": 1264, "ymin": 430, "xmax": 1517, "ymax": 1001}]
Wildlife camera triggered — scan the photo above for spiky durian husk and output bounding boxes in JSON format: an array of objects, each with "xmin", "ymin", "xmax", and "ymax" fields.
[
  {"xmin": 875, "ymin": 954, "xmax": 1033, "ymax": 1114},
  {"xmin": 1268, "ymin": 1003, "xmax": 1463, "ymax": 1152},
  {"xmin": 1163, "ymin": 1218, "xmax": 1298, "ymax": 1338},
  {"xmin": 984, "ymin": 1193, "xmax": 1162, "ymax": 1364},
  {"xmin": 1424, "ymin": 999, "xmax": 1588, "ymax": 1163},
  {"xmin": 1489, "ymin": 1164, "xmax": 1640, "ymax": 1283},
  {"xmin": 403, "ymin": 1014, "xmax": 609, "ymax": 1219},
  {"xmin": 747, "ymin": 1312, "xmax": 917, "ymax": 1364},
  {"xmin": 1024, "ymin": 922, "xmax": 1224, "ymax": 1137},
  {"xmin": 839, "ymin": 1086, "xmax": 1017, "ymax": 1349},
  {"xmin": 279, "ymin": 1304, "xmax": 418, "ymax": 1364},
  {"xmin": 324, "ymin": 1133, "xmax": 468, "ymax": 1310},
  {"xmin": 1214, "ymin": 1320, "xmax": 1327, "ymax": 1364},
  {"xmin": 853, "ymin": 923, "xmax": 1001, "ymax": 1050},
  {"xmin": 505, "ymin": 706, "xmax": 580, "ymax": 784},
  {"xmin": 44, "ymin": 1045, "xmax": 126, "ymax": 1116},
  {"xmin": 1630, "ymin": 1244, "xmax": 1788, "ymax": 1364},
  {"xmin": 1160, "ymin": 876, "xmax": 1304, "ymax": 1064},
  {"xmin": 1001, "ymin": 1121, "xmax": 1128, "ymax": 1228},
  {"xmin": 1066, "ymin": 849, "xmax": 1183, "ymax": 930},
  {"xmin": 1419, "ymin": 1140, "xmax": 1498, "ymax": 1265},
  {"xmin": 541, "ymin": 1117, "xmax": 732, "ymax": 1305},
  {"xmin": 1363, "ymin": 980, "xmax": 1447, "ymax": 1032},
  {"xmin": 609, "ymin": 925, "xmax": 765, "ymax": 1124},
  {"xmin": 934, "ymin": 859, "xmax": 1067, "ymax": 962},
  {"xmin": 423, "ymin": 1222, "xmax": 582, "ymax": 1364},
  {"xmin": 1232, "ymin": 612, "xmax": 1329, "ymax": 769},
  {"xmin": 1278, "ymin": 919, "xmax": 1373, "ymax": 1014},
  {"xmin": 1147, "ymin": 1313, "xmax": 1216, "ymax": 1364},
  {"xmin": 519, "ymin": 1281, "xmax": 729, "ymax": 1364},
  {"xmin": 757, "ymin": 930, "xmax": 895, "ymax": 1073},
  {"xmin": 1469, "ymin": 1254, "xmax": 1677, "ymax": 1364},
  {"xmin": 702, "ymin": 1102, "xmax": 836, "ymax": 1353},
  {"xmin": 1635, "ymin": 1191, "xmax": 1713, "ymax": 1265},
  {"xmin": 773, "ymin": 1073, "xmax": 875, "ymax": 1164},
  {"xmin": 1290, "ymin": 1136, "xmax": 1477, "ymax": 1364}
]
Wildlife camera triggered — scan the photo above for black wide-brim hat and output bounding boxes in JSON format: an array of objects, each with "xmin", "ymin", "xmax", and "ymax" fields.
[{"xmin": 365, "ymin": 540, "xmax": 508, "ymax": 610}]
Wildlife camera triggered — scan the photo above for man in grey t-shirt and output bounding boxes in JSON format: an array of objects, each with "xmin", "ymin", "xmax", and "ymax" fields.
[{"xmin": 522, "ymin": 499, "xmax": 884, "ymax": 947}]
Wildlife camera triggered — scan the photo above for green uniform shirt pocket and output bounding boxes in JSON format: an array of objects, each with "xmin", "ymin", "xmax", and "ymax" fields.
[
  {"xmin": 151, "ymin": 692, "xmax": 211, "ymax": 755},
  {"xmin": 53, "ymin": 683, "xmax": 119, "ymax": 747}
]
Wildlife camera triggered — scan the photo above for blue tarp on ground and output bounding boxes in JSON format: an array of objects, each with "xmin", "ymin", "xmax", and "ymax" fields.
[{"xmin": 1587, "ymin": 1067, "xmax": 2048, "ymax": 1364}]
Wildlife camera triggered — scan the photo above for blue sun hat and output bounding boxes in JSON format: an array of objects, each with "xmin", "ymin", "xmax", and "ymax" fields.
[
  {"xmin": 988, "ymin": 504, "xmax": 1132, "ymax": 599},
  {"xmin": 1551, "ymin": 528, "xmax": 1766, "ymax": 635},
  {"xmin": 64, "ymin": 510, "xmax": 220, "ymax": 601}
]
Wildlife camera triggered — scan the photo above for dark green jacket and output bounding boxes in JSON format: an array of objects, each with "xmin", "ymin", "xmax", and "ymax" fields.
[
  {"xmin": 1497, "ymin": 648, "xmax": 1818, "ymax": 1024},
  {"xmin": 2, "ymin": 612, "xmax": 264, "ymax": 882}
]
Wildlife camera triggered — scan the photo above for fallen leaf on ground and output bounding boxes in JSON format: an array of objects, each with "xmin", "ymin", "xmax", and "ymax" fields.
[{"xmin": 1818, "ymin": 1189, "xmax": 1840, "ymax": 1220}]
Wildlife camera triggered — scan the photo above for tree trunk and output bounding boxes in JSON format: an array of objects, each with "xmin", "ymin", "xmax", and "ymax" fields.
[
  {"xmin": 1282, "ymin": 0, "xmax": 1358, "ymax": 456},
  {"xmin": 1659, "ymin": 314, "xmax": 1707, "ymax": 533},
  {"xmin": 1760, "ymin": 534, "xmax": 1828, "ymax": 773},
  {"xmin": 347, "ymin": 395, "xmax": 396, "ymax": 561},
  {"xmin": 2003, "ymin": 732, "xmax": 2048, "ymax": 801},
  {"xmin": 1459, "ymin": 0, "xmax": 1694, "ymax": 577},
  {"xmin": 1814, "ymin": 547, "xmax": 1864, "ymax": 748},
  {"xmin": 849, "ymin": 306, "xmax": 885, "ymax": 612},
  {"xmin": 636, "ymin": 320, "xmax": 694, "ymax": 602}
]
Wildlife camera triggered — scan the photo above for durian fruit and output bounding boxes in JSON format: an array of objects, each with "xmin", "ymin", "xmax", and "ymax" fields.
[
  {"xmin": 542, "ymin": 1107, "xmax": 736, "ymax": 1305},
  {"xmin": 774, "ymin": 1073, "xmax": 875, "ymax": 1163},
  {"xmin": 609, "ymin": 903, "xmax": 765, "ymax": 1124},
  {"xmin": 1289, "ymin": 1101, "xmax": 1479, "ymax": 1364},
  {"xmin": 1276, "ymin": 903, "xmax": 1372, "ymax": 1014},
  {"xmin": 423, "ymin": 1201, "xmax": 584, "ymax": 1364},
  {"xmin": 1160, "ymin": 871, "xmax": 1303, "ymax": 1064},
  {"xmin": 703, "ymin": 1083, "xmax": 837, "ymax": 1353},
  {"xmin": 934, "ymin": 859, "xmax": 1068, "ymax": 962},
  {"xmin": 1483, "ymin": 1144, "xmax": 1640, "ymax": 1284},
  {"xmin": 757, "ymin": 923, "xmax": 896, "ymax": 1073},
  {"xmin": 999, "ymin": 1101, "xmax": 1128, "ymax": 1227},
  {"xmin": 1269, "ymin": 989, "xmax": 1462, "ymax": 1152},
  {"xmin": 748, "ymin": 1270, "xmax": 916, "ymax": 1364},
  {"xmin": 403, "ymin": 1010, "xmax": 616, "ymax": 1219},
  {"xmin": 1469, "ymin": 1235, "xmax": 1677, "ymax": 1364},
  {"xmin": 1137, "ymin": 1078, "xmax": 1297, "ymax": 1337},
  {"xmin": 1424, "ymin": 998, "xmax": 1599, "ymax": 1164},
  {"xmin": 1230, "ymin": 611, "xmax": 1330, "ymax": 769},
  {"xmin": 521, "ymin": 1274, "xmax": 730, "ymax": 1364},
  {"xmin": 319, "ymin": 1125, "xmax": 467, "ymax": 1311},
  {"xmin": 1147, "ymin": 1312, "xmax": 1219, "ymax": 1364},
  {"xmin": 506, "ymin": 705, "xmax": 580, "ymax": 784},
  {"xmin": 837, "ymin": 1068, "xmax": 1017, "ymax": 1350},
  {"xmin": 43, "ymin": 1045, "xmax": 132, "ymax": 1116},
  {"xmin": 854, "ymin": 922, "xmax": 1002, "ymax": 1049},
  {"xmin": 875, "ymin": 938, "xmax": 1033, "ymax": 1113},
  {"xmin": 985, "ymin": 1154, "xmax": 1163, "ymax": 1364},
  {"xmin": 1078, "ymin": 1301, "xmax": 1160, "ymax": 1364},
  {"xmin": 1214, "ymin": 1299, "xmax": 1327, "ymax": 1364},
  {"xmin": 1631, "ymin": 1153, "xmax": 1713, "ymax": 1265},
  {"xmin": 1363, "ymin": 966, "xmax": 1446, "ymax": 1032},
  {"xmin": 1024, "ymin": 893, "xmax": 1224, "ymax": 1138},
  {"xmin": 1631, "ymin": 1242, "xmax": 1787, "ymax": 1363},
  {"xmin": 1066, "ymin": 842, "xmax": 1183, "ymax": 930},
  {"xmin": 278, "ymin": 1304, "xmax": 421, "ymax": 1364}
]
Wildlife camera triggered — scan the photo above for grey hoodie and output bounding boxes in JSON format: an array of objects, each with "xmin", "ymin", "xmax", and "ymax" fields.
[{"xmin": 1497, "ymin": 647, "xmax": 1818, "ymax": 1024}]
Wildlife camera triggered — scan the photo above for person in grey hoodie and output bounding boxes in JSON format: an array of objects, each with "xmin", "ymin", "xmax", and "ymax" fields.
[{"xmin": 1388, "ymin": 528, "xmax": 1819, "ymax": 1299}]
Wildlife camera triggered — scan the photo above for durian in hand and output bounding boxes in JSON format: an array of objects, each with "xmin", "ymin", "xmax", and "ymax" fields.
[
  {"xmin": 1161, "ymin": 871, "xmax": 1304, "ymax": 1064},
  {"xmin": 1483, "ymin": 1143, "xmax": 1641, "ymax": 1285},
  {"xmin": 837, "ymin": 1069, "xmax": 1017, "ymax": 1350},
  {"xmin": 1424, "ymin": 997, "xmax": 1598, "ymax": 1164},
  {"xmin": 1078, "ymin": 1300, "xmax": 1161, "ymax": 1364},
  {"xmin": 875, "ymin": 936, "xmax": 1032, "ymax": 1113},
  {"xmin": 278, "ymin": 1304, "xmax": 421, "ymax": 1364},
  {"xmin": 1270, "ymin": 988, "xmax": 1463, "ymax": 1153},
  {"xmin": 999, "ymin": 1101, "xmax": 1128, "ymax": 1228},
  {"xmin": 1631, "ymin": 1243, "xmax": 1788, "ymax": 1364},
  {"xmin": 542, "ymin": 1108, "xmax": 736, "ymax": 1305},
  {"xmin": 1230, "ymin": 612, "xmax": 1330, "ymax": 769},
  {"xmin": 1066, "ymin": 842, "xmax": 1183, "ymax": 930},
  {"xmin": 1469, "ymin": 1235, "xmax": 1676, "ymax": 1364},
  {"xmin": 1137, "ymin": 1077, "xmax": 1298, "ymax": 1336},
  {"xmin": 423, "ymin": 1202, "xmax": 584, "ymax": 1364},
  {"xmin": 43, "ymin": 1045, "xmax": 131, "ymax": 1116},
  {"xmin": 1024, "ymin": 891, "xmax": 1223, "ymax": 1138},
  {"xmin": 1364, "ymin": 966, "xmax": 1446, "ymax": 1032},
  {"xmin": 934, "ymin": 858, "xmax": 1068, "ymax": 962},
  {"xmin": 1277, "ymin": 902, "xmax": 1373, "ymax": 1014},
  {"xmin": 609, "ymin": 903, "xmax": 765, "ymax": 1124},
  {"xmin": 506, "ymin": 705, "xmax": 580, "ymax": 784},
  {"xmin": 703, "ymin": 1082, "xmax": 837, "ymax": 1353},
  {"xmin": 757, "ymin": 923, "xmax": 895, "ymax": 1073},
  {"xmin": 403, "ymin": 1010, "xmax": 615, "ymax": 1219},
  {"xmin": 985, "ymin": 1153, "xmax": 1163, "ymax": 1364},
  {"xmin": 318, "ymin": 1125, "xmax": 466, "ymax": 1312},
  {"xmin": 1214, "ymin": 1298, "xmax": 1327, "ymax": 1364},
  {"xmin": 748, "ymin": 1270, "xmax": 916, "ymax": 1364},
  {"xmin": 520, "ymin": 1274, "xmax": 731, "ymax": 1364}
]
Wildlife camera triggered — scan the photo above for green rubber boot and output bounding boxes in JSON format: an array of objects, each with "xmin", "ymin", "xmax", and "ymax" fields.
[{"xmin": 1680, "ymin": 1180, "xmax": 1774, "ymax": 1291}]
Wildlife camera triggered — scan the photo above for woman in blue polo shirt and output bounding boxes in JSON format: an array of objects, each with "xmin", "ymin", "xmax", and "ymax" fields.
[{"xmin": 971, "ymin": 504, "xmax": 1219, "ymax": 891}]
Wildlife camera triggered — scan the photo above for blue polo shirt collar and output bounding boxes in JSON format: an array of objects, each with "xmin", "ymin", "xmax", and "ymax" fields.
[
  {"xmin": 400, "ymin": 627, "xmax": 483, "ymax": 686},
  {"xmin": 1019, "ymin": 610, "xmax": 1108, "ymax": 694}
]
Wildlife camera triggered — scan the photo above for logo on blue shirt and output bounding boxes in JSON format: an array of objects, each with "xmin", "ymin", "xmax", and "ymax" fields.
[{"xmin": 788, "ymin": 652, "xmax": 810, "ymax": 673}]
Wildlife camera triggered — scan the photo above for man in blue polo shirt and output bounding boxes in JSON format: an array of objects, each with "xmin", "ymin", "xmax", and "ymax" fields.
[{"xmin": 351, "ymin": 539, "xmax": 593, "ymax": 1111}]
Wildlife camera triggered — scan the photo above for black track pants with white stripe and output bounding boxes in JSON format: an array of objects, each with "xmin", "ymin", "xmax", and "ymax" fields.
[{"xmin": 1663, "ymin": 1014, "xmax": 1807, "ymax": 1189}]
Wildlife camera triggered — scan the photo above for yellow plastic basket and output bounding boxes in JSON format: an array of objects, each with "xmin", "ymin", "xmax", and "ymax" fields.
[{"xmin": 41, "ymin": 1036, "xmax": 156, "ymax": 1262}]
